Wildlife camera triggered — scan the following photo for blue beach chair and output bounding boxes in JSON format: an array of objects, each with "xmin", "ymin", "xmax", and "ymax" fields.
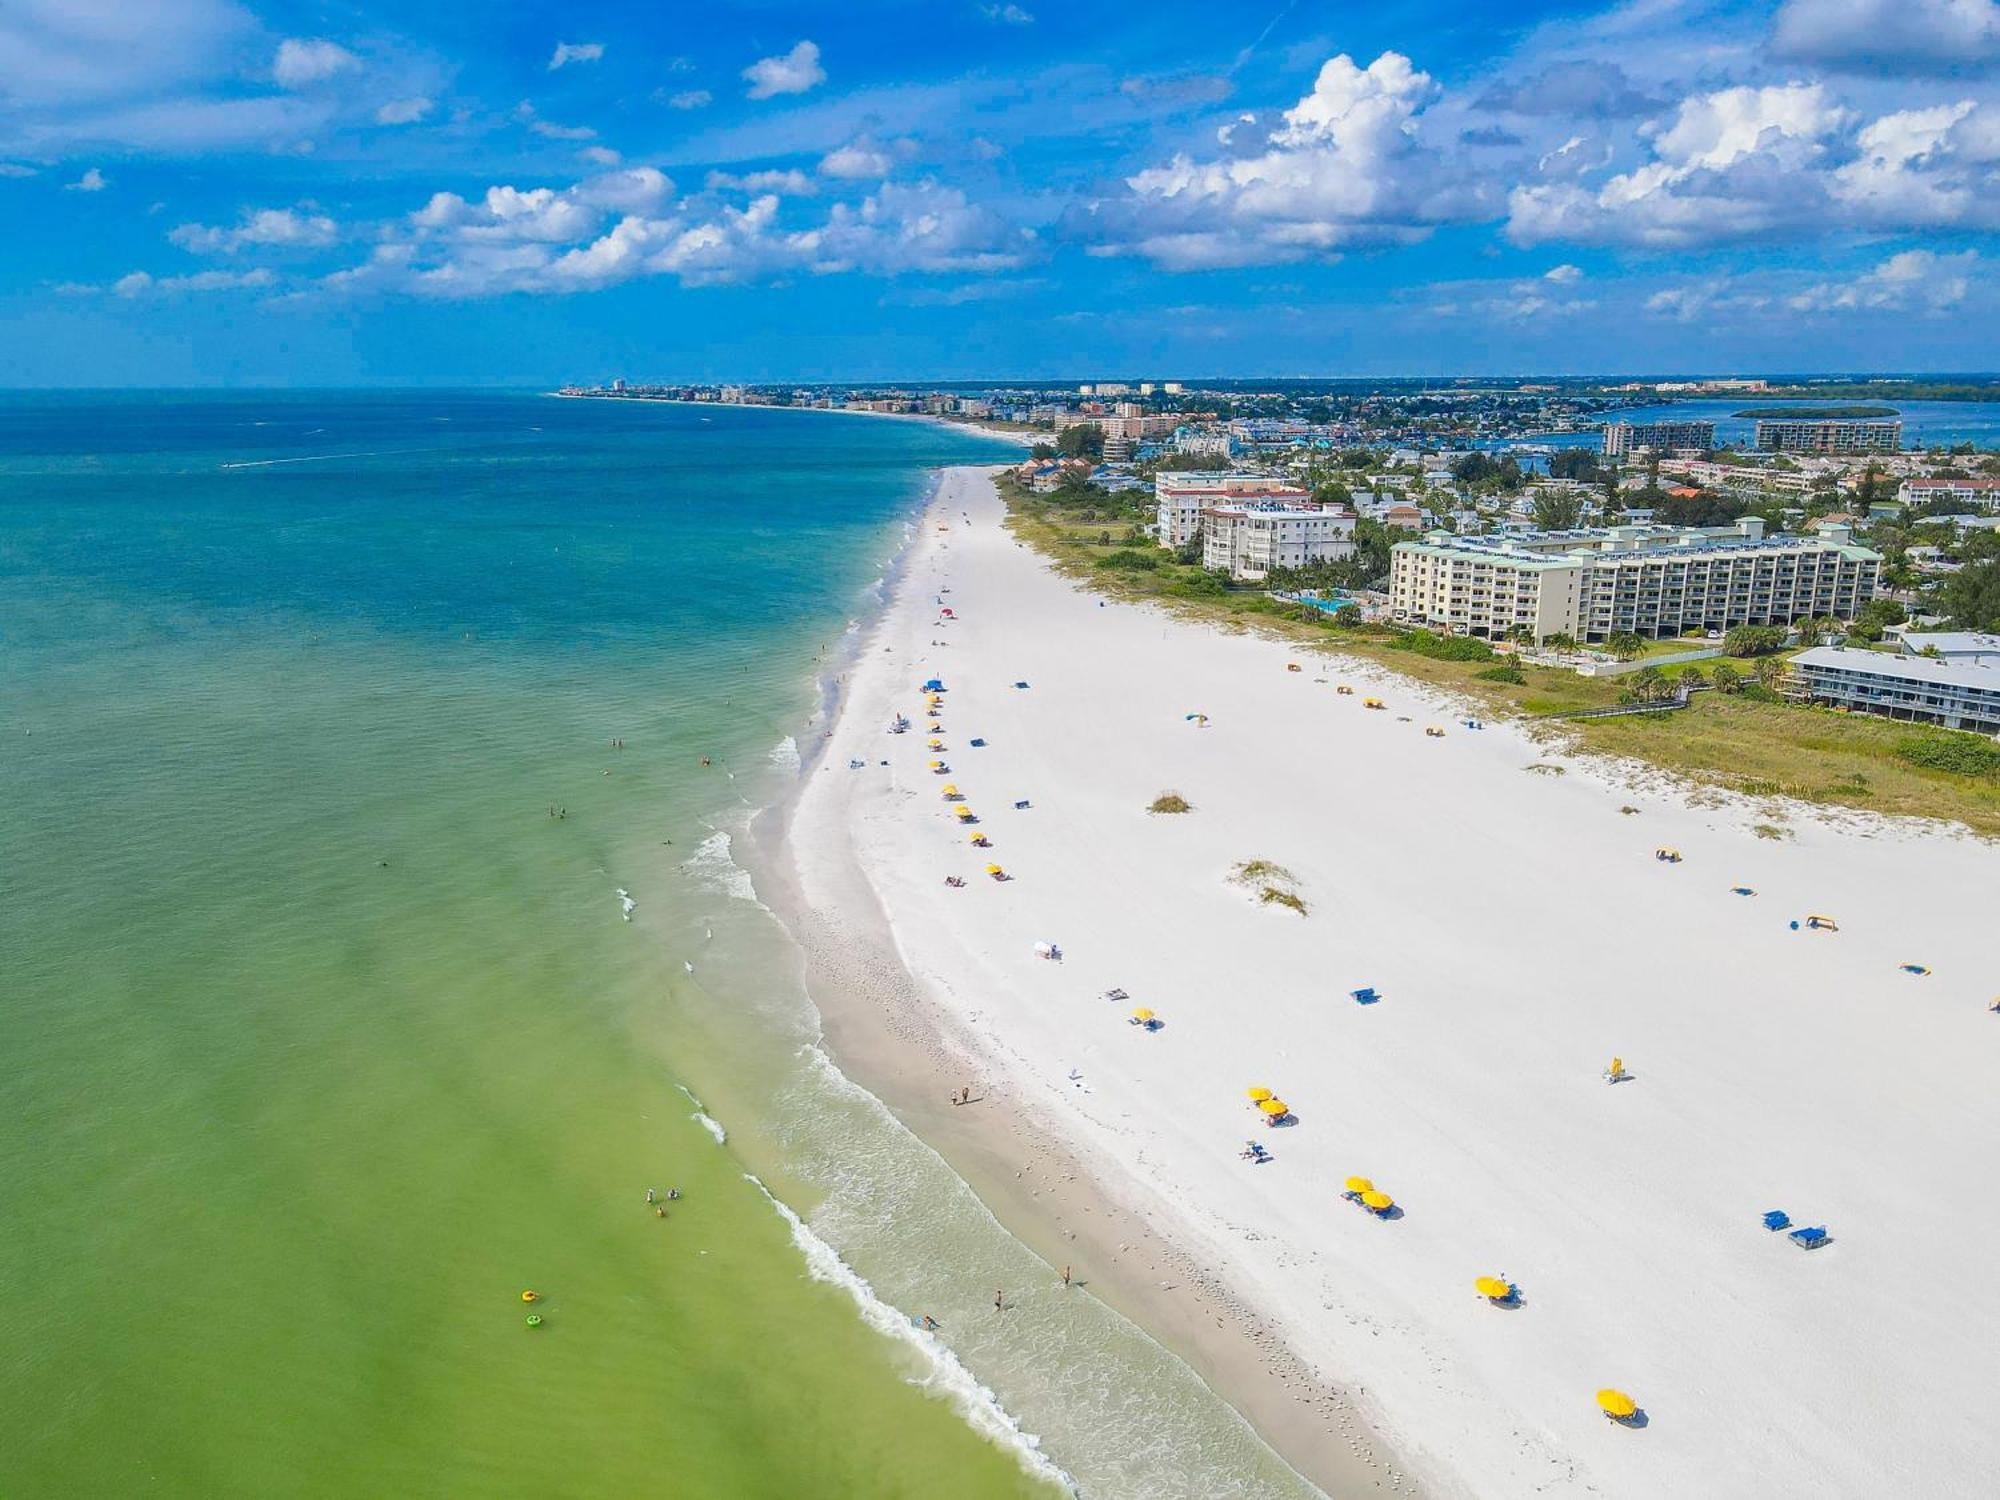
[
  {"xmin": 1789, "ymin": 1226, "xmax": 1830, "ymax": 1250},
  {"xmin": 1762, "ymin": 1210, "xmax": 1791, "ymax": 1231},
  {"xmin": 1351, "ymin": 986, "xmax": 1380, "ymax": 1005}
]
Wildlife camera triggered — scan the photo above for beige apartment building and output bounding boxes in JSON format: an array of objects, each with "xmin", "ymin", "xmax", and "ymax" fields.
[
  {"xmin": 1154, "ymin": 473, "xmax": 1310, "ymax": 548},
  {"xmin": 1202, "ymin": 502, "xmax": 1356, "ymax": 581},
  {"xmin": 1391, "ymin": 519, "xmax": 1882, "ymax": 643}
]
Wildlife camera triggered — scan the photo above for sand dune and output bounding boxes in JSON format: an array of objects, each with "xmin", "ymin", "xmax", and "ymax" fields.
[{"xmin": 791, "ymin": 465, "xmax": 2000, "ymax": 1498}]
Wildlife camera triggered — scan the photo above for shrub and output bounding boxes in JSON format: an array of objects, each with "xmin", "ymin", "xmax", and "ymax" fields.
[
  {"xmin": 1475, "ymin": 665, "xmax": 1526, "ymax": 684},
  {"xmin": 1099, "ymin": 548, "xmax": 1160, "ymax": 571},
  {"xmin": 1898, "ymin": 734, "xmax": 2000, "ymax": 777},
  {"xmin": 1392, "ymin": 629, "xmax": 1495, "ymax": 663},
  {"xmin": 1148, "ymin": 792, "xmax": 1192, "ymax": 814}
]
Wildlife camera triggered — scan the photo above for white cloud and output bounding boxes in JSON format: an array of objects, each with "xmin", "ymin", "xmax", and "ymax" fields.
[
  {"xmin": 980, "ymin": 4, "xmax": 1035, "ymax": 22},
  {"xmin": 376, "ymin": 96, "xmax": 433, "ymax": 126},
  {"xmin": 273, "ymin": 38, "xmax": 358, "ymax": 89},
  {"xmin": 578, "ymin": 145, "xmax": 622, "ymax": 166},
  {"xmin": 1647, "ymin": 83, "xmax": 1847, "ymax": 171},
  {"xmin": 516, "ymin": 102, "xmax": 597, "ymax": 141},
  {"xmin": 1084, "ymin": 51, "xmax": 1484, "ymax": 268},
  {"xmin": 111, "ymin": 267, "xmax": 277, "ymax": 297},
  {"xmin": 820, "ymin": 139, "xmax": 892, "ymax": 179},
  {"xmin": 1543, "ymin": 263, "xmax": 1584, "ymax": 283},
  {"xmin": 1787, "ymin": 248, "xmax": 1980, "ymax": 312},
  {"xmin": 706, "ymin": 168, "xmax": 818, "ymax": 196},
  {"xmin": 802, "ymin": 179, "xmax": 1036, "ymax": 274},
  {"xmin": 743, "ymin": 40, "xmax": 825, "ymax": 100},
  {"xmin": 549, "ymin": 41, "xmax": 605, "ymax": 70},
  {"xmin": 0, "ymin": 162, "xmax": 38, "ymax": 177},
  {"xmin": 666, "ymin": 89, "xmax": 713, "ymax": 110},
  {"xmin": 0, "ymin": 0, "xmax": 253, "ymax": 109},
  {"xmin": 65, "ymin": 167, "xmax": 107, "ymax": 191},
  {"xmin": 170, "ymin": 206, "xmax": 338, "ymax": 253},
  {"xmin": 1772, "ymin": 0, "xmax": 2000, "ymax": 71}
]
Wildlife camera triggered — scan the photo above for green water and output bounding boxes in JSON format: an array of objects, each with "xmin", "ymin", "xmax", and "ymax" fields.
[{"xmin": 0, "ymin": 393, "xmax": 1050, "ymax": 1497}]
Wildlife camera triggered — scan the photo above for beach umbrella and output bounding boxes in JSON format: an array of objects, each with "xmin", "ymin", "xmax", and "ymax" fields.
[
  {"xmin": 1132, "ymin": 1008, "xmax": 1155, "ymax": 1022},
  {"xmin": 1596, "ymin": 1389, "xmax": 1637, "ymax": 1419},
  {"xmin": 1474, "ymin": 1276, "xmax": 1512, "ymax": 1301},
  {"xmin": 985, "ymin": 864, "xmax": 1004, "ymax": 876},
  {"xmin": 1259, "ymin": 1099, "xmax": 1289, "ymax": 1117},
  {"xmin": 1360, "ymin": 1190, "xmax": 1393, "ymax": 1212},
  {"xmin": 1344, "ymin": 1176, "xmax": 1374, "ymax": 1194},
  {"xmin": 1247, "ymin": 1087, "xmax": 1273, "ymax": 1102},
  {"xmin": 941, "ymin": 784, "xmax": 959, "ymax": 796},
  {"xmin": 928, "ymin": 760, "xmax": 944, "ymax": 768}
]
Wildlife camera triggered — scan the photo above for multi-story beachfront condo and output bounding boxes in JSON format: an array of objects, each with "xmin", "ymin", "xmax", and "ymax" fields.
[
  {"xmin": 1390, "ymin": 518, "xmax": 1882, "ymax": 643},
  {"xmin": 1754, "ymin": 418, "xmax": 1902, "ymax": 454},
  {"xmin": 1201, "ymin": 501, "xmax": 1355, "ymax": 581},
  {"xmin": 1602, "ymin": 420, "xmax": 1717, "ymax": 456},
  {"xmin": 1153, "ymin": 473, "xmax": 1309, "ymax": 547},
  {"xmin": 1900, "ymin": 478, "xmax": 2000, "ymax": 509},
  {"xmin": 1787, "ymin": 647, "xmax": 2000, "ymax": 735}
]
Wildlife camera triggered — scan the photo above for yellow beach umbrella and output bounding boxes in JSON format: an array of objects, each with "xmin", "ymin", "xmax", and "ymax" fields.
[
  {"xmin": 940, "ymin": 784, "xmax": 959, "ymax": 796},
  {"xmin": 928, "ymin": 760, "xmax": 944, "ymax": 769},
  {"xmin": 1247, "ymin": 1087, "xmax": 1274, "ymax": 1102},
  {"xmin": 1132, "ymin": 1008, "xmax": 1155, "ymax": 1022},
  {"xmin": 955, "ymin": 807, "xmax": 975, "ymax": 819},
  {"xmin": 1259, "ymin": 1099, "xmax": 1289, "ymax": 1117},
  {"xmin": 984, "ymin": 864, "xmax": 1003, "ymax": 876},
  {"xmin": 966, "ymin": 833, "xmax": 986, "ymax": 844},
  {"xmin": 1360, "ymin": 1190, "xmax": 1393, "ymax": 1211},
  {"xmin": 1597, "ymin": 1389, "xmax": 1637, "ymax": 1419},
  {"xmin": 1474, "ymin": 1276, "xmax": 1512, "ymax": 1300},
  {"xmin": 1344, "ymin": 1176, "xmax": 1374, "ymax": 1194}
]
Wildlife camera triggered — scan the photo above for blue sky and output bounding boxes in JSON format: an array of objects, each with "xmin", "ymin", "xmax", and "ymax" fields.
[{"xmin": 1, "ymin": 0, "xmax": 1996, "ymax": 384}]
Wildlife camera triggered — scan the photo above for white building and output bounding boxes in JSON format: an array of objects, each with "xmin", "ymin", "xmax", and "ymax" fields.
[
  {"xmin": 1173, "ymin": 427, "xmax": 1236, "ymax": 459},
  {"xmin": 1901, "ymin": 478, "xmax": 2000, "ymax": 509},
  {"xmin": 1201, "ymin": 502, "xmax": 1356, "ymax": 581},
  {"xmin": 1789, "ymin": 646, "xmax": 2000, "ymax": 735},
  {"xmin": 1898, "ymin": 632, "xmax": 2000, "ymax": 664},
  {"xmin": 1391, "ymin": 518, "xmax": 1882, "ymax": 643},
  {"xmin": 1603, "ymin": 420, "xmax": 1716, "ymax": 456},
  {"xmin": 1154, "ymin": 474, "xmax": 1309, "ymax": 548},
  {"xmin": 1755, "ymin": 418, "xmax": 1902, "ymax": 454}
]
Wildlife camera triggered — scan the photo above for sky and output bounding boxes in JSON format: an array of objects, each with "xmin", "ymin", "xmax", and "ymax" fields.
[{"xmin": 0, "ymin": 0, "xmax": 1996, "ymax": 385}]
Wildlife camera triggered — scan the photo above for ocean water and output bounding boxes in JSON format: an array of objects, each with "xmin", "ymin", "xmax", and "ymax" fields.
[
  {"xmin": 1507, "ymin": 397, "xmax": 2000, "ymax": 451},
  {"xmin": 0, "ymin": 392, "xmax": 1323, "ymax": 1500}
]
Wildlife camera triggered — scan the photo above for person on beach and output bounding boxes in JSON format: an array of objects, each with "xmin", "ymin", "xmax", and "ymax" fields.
[
  {"xmin": 994, "ymin": 1289, "xmax": 1004, "ymax": 1312},
  {"xmin": 667, "ymin": 1188, "xmax": 680, "ymax": 1200},
  {"xmin": 1062, "ymin": 1265, "xmax": 1072, "ymax": 1288},
  {"xmin": 922, "ymin": 1314, "xmax": 939, "ymax": 1331},
  {"xmin": 646, "ymin": 1188, "xmax": 657, "ymax": 1204}
]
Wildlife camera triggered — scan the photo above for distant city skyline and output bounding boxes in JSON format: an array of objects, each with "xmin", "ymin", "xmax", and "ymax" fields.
[{"xmin": 2, "ymin": 0, "xmax": 1996, "ymax": 385}]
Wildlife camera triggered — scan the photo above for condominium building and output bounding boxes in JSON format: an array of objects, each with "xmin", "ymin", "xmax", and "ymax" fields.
[
  {"xmin": 1602, "ymin": 419, "xmax": 1717, "ymax": 456},
  {"xmin": 1390, "ymin": 518, "xmax": 1882, "ymax": 643},
  {"xmin": 1901, "ymin": 478, "xmax": 2000, "ymax": 509},
  {"xmin": 1755, "ymin": 418, "xmax": 1902, "ymax": 454},
  {"xmin": 1153, "ymin": 473, "xmax": 1308, "ymax": 546},
  {"xmin": 1788, "ymin": 646, "xmax": 2000, "ymax": 735},
  {"xmin": 1201, "ymin": 502, "xmax": 1355, "ymax": 581}
]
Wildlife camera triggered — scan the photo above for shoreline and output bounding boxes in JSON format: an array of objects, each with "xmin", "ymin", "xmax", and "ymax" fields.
[
  {"xmin": 548, "ymin": 390, "xmax": 1040, "ymax": 448},
  {"xmin": 755, "ymin": 463, "xmax": 2000, "ymax": 1498},
  {"xmin": 747, "ymin": 465, "xmax": 1409, "ymax": 1498}
]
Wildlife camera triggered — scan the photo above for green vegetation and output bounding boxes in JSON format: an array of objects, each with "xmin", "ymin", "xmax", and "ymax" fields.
[
  {"xmin": 1392, "ymin": 629, "xmax": 1496, "ymax": 663},
  {"xmin": 998, "ymin": 478, "xmax": 2000, "ymax": 834},
  {"xmin": 1231, "ymin": 859, "xmax": 1307, "ymax": 915},
  {"xmin": 1476, "ymin": 664, "xmax": 1526, "ymax": 684},
  {"xmin": 1148, "ymin": 791, "xmax": 1193, "ymax": 814},
  {"xmin": 1099, "ymin": 548, "xmax": 1161, "ymax": 571},
  {"xmin": 1897, "ymin": 735, "xmax": 2000, "ymax": 778},
  {"xmin": 1723, "ymin": 625, "xmax": 1788, "ymax": 657}
]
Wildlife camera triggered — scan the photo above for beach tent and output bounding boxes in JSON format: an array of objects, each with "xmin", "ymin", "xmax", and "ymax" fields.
[
  {"xmin": 1474, "ymin": 1276, "xmax": 1513, "ymax": 1302},
  {"xmin": 1596, "ymin": 1390, "xmax": 1638, "ymax": 1420},
  {"xmin": 1247, "ymin": 1087, "xmax": 1274, "ymax": 1102}
]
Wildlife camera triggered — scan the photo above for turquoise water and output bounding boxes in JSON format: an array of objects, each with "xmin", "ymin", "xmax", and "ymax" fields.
[{"xmin": 0, "ymin": 392, "xmax": 1327, "ymax": 1499}]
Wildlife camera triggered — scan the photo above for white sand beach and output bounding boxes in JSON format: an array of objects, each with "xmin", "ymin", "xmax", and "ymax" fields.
[{"xmin": 786, "ymin": 465, "xmax": 2000, "ymax": 1498}]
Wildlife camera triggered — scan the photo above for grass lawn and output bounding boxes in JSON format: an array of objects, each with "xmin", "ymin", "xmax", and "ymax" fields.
[{"xmin": 1003, "ymin": 484, "xmax": 2000, "ymax": 836}]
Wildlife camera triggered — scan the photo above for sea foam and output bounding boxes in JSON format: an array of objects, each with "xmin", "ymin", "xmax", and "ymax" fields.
[
  {"xmin": 744, "ymin": 1173, "xmax": 1078, "ymax": 1495},
  {"xmin": 683, "ymin": 830, "xmax": 759, "ymax": 903}
]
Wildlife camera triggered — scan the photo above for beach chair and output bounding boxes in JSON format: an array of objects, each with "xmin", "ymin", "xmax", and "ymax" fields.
[
  {"xmin": 1900, "ymin": 963, "xmax": 1931, "ymax": 976},
  {"xmin": 1805, "ymin": 915, "xmax": 1838, "ymax": 931},
  {"xmin": 1351, "ymin": 986, "xmax": 1380, "ymax": 1005},
  {"xmin": 1336, "ymin": 685, "xmax": 1354, "ymax": 695},
  {"xmin": 1731, "ymin": 886, "xmax": 1755, "ymax": 896},
  {"xmin": 1013, "ymin": 799, "xmax": 1031, "ymax": 810},
  {"xmin": 1102, "ymin": 988, "xmax": 1129, "ymax": 1002},
  {"xmin": 969, "ymin": 738, "xmax": 987, "ymax": 747},
  {"xmin": 1013, "ymin": 681, "xmax": 1030, "ymax": 689},
  {"xmin": 1788, "ymin": 1226, "xmax": 1830, "ymax": 1250},
  {"xmin": 1762, "ymin": 1210, "xmax": 1791, "ymax": 1231}
]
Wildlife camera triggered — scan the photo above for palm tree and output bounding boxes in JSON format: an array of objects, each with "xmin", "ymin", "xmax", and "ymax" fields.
[
  {"xmin": 1711, "ymin": 662, "xmax": 1742, "ymax": 694},
  {"xmin": 1678, "ymin": 665, "xmax": 1707, "ymax": 691},
  {"xmin": 1545, "ymin": 631, "xmax": 1578, "ymax": 654},
  {"xmin": 1754, "ymin": 656, "xmax": 1789, "ymax": 691}
]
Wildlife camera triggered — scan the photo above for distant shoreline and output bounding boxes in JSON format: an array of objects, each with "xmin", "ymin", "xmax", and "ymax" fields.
[{"xmin": 547, "ymin": 390, "xmax": 1038, "ymax": 448}]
